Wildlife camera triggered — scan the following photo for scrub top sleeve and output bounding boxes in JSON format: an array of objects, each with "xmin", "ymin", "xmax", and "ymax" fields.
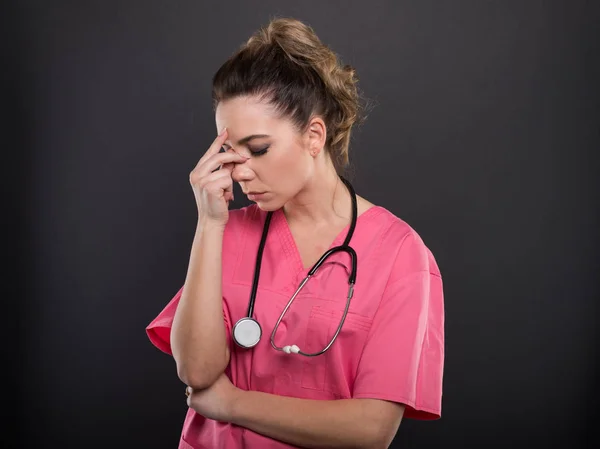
[
  {"xmin": 145, "ymin": 209, "xmax": 244, "ymax": 356},
  {"xmin": 352, "ymin": 232, "xmax": 445, "ymax": 420},
  {"xmin": 145, "ymin": 285, "xmax": 233, "ymax": 356}
]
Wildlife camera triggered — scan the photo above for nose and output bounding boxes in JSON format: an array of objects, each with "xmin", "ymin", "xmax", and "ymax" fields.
[
  {"xmin": 228, "ymin": 152, "xmax": 254, "ymax": 183},
  {"xmin": 231, "ymin": 163, "xmax": 253, "ymax": 183}
]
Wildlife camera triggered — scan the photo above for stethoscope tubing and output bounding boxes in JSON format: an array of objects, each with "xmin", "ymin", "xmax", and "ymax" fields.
[
  {"xmin": 234, "ymin": 176, "xmax": 358, "ymax": 356},
  {"xmin": 269, "ymin": 247, "xmax": 356, "ymax": 356}
]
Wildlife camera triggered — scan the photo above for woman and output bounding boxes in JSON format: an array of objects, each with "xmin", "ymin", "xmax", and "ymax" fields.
[{"xmin": 147, "ymin": 17, "xmax": 444, "ymax": 449}]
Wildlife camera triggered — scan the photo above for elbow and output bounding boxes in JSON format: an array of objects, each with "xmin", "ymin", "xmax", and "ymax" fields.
[
  {"xmin": 175, "ymin": 348, "xmax": 230, "ymax": 390},
  {"xmin": 176, "ymin": 362, "xmax": 220, "ymax": 390},
  {"xmin": 372, "ymin": 439, "xmax": 392, "ymax": 449},
  {"xmin": 365, "ymin": 434, "xmax": 393, "ymax": 449},
  {"xmin": 368, "ymin": 421, "xmax": 402, "ymax": 449},
  {"xmin": 178, "ymin": 370, "xmax": 217, "ymax": 390},
  {"xmin": 363, "ymin": 415, "xmax": 402, "ymax": 449}
]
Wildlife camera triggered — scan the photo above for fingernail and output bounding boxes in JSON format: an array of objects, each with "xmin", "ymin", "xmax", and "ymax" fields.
[{"xmin": 219, "ymin": 127, "xmax": 227, "ymax": 136}]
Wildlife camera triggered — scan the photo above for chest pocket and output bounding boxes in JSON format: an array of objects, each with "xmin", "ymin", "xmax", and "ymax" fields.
[{"xmin": 300, "ymin": 302, "xmax": 372, "ymax": 398}]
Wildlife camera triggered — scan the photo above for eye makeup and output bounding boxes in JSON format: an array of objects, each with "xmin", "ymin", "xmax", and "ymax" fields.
[
  {"xmin": 221, "ymin": 134, "xmax": 271, "ymax": 157},
  {"xmin": 248, "ymin": 145, "xmax": 270, "ymax": 156}
]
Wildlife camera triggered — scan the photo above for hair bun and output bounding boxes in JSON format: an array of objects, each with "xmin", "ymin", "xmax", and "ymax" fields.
[{"xmin": 214, "ymin": 18, "xmax": 365, "ymax": 174}]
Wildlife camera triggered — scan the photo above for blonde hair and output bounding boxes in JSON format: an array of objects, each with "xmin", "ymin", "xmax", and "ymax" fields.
[{"xmin": 212, "ymin": 18, "xmax": 364, "ymax": 175}]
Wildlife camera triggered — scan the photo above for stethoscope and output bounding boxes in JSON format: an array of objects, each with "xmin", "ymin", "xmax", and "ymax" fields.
[{"xmin": 232, "ymin": 176, "xmax": 358, "ymax": 357}]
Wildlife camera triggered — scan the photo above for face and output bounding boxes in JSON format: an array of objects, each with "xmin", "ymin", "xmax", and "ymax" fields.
[{"xmin": 215, "ymin": 95, "xmax": 325, "ymax": 210}]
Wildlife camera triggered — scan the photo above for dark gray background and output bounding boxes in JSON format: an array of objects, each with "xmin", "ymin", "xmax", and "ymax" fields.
[{"xmin": 5, "ymin": 0, "xmax": 599, "ymax": 448}]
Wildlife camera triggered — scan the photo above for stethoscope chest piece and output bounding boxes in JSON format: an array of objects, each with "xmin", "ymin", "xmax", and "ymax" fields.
[{"xmin": 233, "ymin": 317, "xmax": 262, "ymax": 348}]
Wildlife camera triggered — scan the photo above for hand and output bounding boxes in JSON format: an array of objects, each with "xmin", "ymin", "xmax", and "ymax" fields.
[
  {"xmin": 189, "ymin": 128, "xmax": 249, "ymax": 226},
  {"xmin": 186, "ymin": 372, "xmax": 242, "ymax": 423}
]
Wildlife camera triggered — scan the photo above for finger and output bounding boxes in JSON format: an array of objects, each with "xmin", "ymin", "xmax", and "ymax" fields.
[
  {"xmin": 195, "ymin": 166, "xmax": 234, "ymax": 197},
  {"xmin": 193, "ymin": 128, "xmax": 229, "ymax": 171},
  {"xmin": 220, "ymin": 167, "xmax": 235, "ymax": 202},
  {"xmin": 222, "ymin": 164, "xmax": 235, "ymax": 200},
  {"xmin": 199, "ymin": 164, "xmax": 233, "ymax": 186},
  {"xmin": 221, "ymin": 162, "xmax": 235, "ymax": 172},
  {"xmin": 194, "ymin": 151, "xmax": 248, "ymax": 178}
]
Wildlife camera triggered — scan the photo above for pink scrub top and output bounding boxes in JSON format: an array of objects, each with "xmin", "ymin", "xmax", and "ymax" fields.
[{"xmin": 146, "ymin": 204, "xmax": 445, "ymax": 449}]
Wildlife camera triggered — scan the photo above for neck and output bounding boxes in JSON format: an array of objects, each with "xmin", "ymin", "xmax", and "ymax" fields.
[{"xmin": 282, "ymin": 163, "xmax": 352, "ymax": 228}]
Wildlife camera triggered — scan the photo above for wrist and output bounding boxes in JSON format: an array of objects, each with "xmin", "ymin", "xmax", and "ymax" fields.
[
  {"xmin": 197, "ymin": 218, "xmax": 226, "ymax": 234},
  {"xmin": 228, "ymin": 387, "xmax": 247, "ymax": 425}
]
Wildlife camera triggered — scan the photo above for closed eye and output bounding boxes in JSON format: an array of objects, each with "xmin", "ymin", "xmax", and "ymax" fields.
[{"xmin": 249, "ymin": 145, "xmax": 270, "ymax": 156}]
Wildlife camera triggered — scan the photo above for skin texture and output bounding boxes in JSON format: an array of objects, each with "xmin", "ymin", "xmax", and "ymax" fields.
[
  {"xmin": 216, "ymin": 95, "xmax": 319, "ymax": 214},
  {"xmin": 215, "ymin": 95, "xmax": 374, "ymax": 268},
  {"xmin": 187, "ymin": 373, "xmax": 404, "ymax": 449},
  {"xmin": 171, "ymin": 129, "xmax": 248, "ymax": 390},
  {"xmin": 183, "ymin": 95, "xmax": 404, "ymax": 448}
]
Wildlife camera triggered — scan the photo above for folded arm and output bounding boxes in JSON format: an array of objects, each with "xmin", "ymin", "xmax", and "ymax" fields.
[{"xmin": 230, "ymin": 390, "xmax": 404, "ymax": 449}]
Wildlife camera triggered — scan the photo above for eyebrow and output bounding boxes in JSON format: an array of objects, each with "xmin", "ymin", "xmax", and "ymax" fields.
[{"xmin": 226, "ymin": 134, "xmax": 271, "ymax": 147}]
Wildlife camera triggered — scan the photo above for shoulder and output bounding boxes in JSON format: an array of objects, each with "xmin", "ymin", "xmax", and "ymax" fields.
[{"xmin": 368, "ymin": 205, "xmax": 441, "ymax": 279}]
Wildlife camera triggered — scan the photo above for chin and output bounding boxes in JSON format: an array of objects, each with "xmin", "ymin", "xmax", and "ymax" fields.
[
  {"xmin": 253, "ymin": 197, "xmax": 284, "ymax": 212},
  {"xmin": 254, "ymin": 202, "xmax": 281, "ymax": 212}
]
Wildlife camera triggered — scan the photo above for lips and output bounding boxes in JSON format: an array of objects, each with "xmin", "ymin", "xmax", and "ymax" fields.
[{"xmin": 245, "ymin": 191, "xmax": 267, "ymax": 201}]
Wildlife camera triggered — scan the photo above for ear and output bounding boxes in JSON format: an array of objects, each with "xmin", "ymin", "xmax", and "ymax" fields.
[{"xmin": 305, "ymin": 116, "xmax": 327, "ymax": 157}]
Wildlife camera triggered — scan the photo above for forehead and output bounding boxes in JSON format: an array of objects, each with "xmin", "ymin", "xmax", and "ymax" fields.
[{"xmin": 215, "ymin": 96, "xmax": 288, "ymax": 134}]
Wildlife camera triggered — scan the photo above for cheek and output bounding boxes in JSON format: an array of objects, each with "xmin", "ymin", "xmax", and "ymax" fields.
[
  {"xmin": 269, "ymin": 150, "xmax": 308, "ymax": 188},
  {"xmin": 251, "ymin": 141, "xmax": 309, "ymax": 190},
  {"xmin": 274, "ymin": 144, "xmax": 308, "ymax": 172}
]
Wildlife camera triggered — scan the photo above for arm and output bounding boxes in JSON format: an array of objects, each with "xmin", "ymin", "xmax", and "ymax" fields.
[
  {"xmin": 231, "ymin": 390, "xmax": 404, "ymax": 449},
  {"xmin": 171, "ymin": 220, "xmax": 230, "ymax": 390}
]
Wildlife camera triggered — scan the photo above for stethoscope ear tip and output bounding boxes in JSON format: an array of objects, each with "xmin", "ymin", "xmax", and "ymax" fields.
[{"xmin": 283, "ymin": 345, "xmax": 300, "ymax": 354}]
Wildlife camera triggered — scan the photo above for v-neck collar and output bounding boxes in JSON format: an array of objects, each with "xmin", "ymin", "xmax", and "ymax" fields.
[{"xmin": 271, "ymin": 205, "xmax": 382, "ymax": 279}]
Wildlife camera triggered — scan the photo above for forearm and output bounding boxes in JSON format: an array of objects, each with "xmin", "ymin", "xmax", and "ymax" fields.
[
  {"xmin": 230, "ymin": 391, "xmax": 384, "ymax": 449},
  {"xmin": 171, "ymin": 220, "xmax": 228, "ymax": 389}
]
